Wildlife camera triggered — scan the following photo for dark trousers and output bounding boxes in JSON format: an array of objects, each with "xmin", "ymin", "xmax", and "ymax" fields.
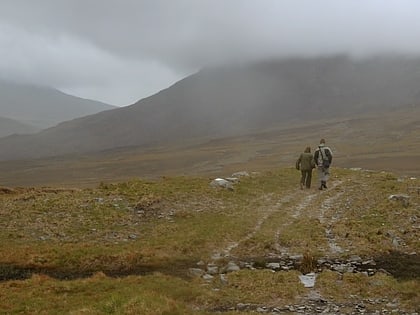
[{"xmin": 300, "ymin": 170, "xmax": 312, "ymax": 188}]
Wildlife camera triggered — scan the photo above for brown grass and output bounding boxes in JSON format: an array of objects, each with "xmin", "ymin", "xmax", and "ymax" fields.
[{"xmin": 0, "ymin": 168, "xmax": 419, "ymax": 313}]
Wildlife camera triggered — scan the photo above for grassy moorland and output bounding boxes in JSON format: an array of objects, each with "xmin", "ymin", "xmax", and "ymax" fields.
[
  {"xmin": 1, "ymin": 104, "xmax": 420, "ymax": 189},
  {"xmin": 0, "ymin": 167, "xmax": 419, "ymax": 314}
]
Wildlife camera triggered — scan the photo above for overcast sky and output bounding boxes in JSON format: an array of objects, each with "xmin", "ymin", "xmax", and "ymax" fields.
[{"xmin": 1, "ymin": 0, "xmax": 420, "ymax": 106}]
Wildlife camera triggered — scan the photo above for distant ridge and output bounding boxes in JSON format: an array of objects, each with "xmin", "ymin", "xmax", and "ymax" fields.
[
  {"xmin": 0, "ymin": 80, "xmax": 116, "ymax": 129},
  {"xmin": 0, "ymin": 116, "xmax": 40, "ymax": 137},
  {"xmin": 0, "ymin": 55, "xmax": 420, "ymax": 161}
]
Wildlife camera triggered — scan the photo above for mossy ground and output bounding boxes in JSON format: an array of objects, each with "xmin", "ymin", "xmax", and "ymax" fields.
[{"xmin": 0, "ymin": 168, "xmax": 419, "ymax": 314}]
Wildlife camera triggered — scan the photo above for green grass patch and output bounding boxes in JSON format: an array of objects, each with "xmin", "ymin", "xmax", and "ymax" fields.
[{"xmin": 0, "ymin": 168, "xmax": 418, "ymax": 313}]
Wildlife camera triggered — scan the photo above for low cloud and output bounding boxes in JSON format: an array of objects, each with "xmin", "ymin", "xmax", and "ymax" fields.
[{"xmin": 1, "ymin": 0, "xmax": 420, "ymax": 105}]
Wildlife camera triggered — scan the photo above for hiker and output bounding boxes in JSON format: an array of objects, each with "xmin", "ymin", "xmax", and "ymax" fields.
[
  {"xmin": 314, "ymin": 139, "xmax": 333, "ymax": 190},
  {"xmin": 295, "ymin": 146, "xmax": 315, "ymax": 189}
]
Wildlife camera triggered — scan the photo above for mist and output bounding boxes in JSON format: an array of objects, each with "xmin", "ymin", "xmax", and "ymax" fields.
[{"xmin": 1, "ymin": 0, "xmax": 420, "ymax": 105}]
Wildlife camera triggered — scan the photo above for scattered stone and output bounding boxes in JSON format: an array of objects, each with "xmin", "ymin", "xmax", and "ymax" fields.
[
  {"xmin": 256, "ymin": 306, "xmax": 268, "ymax": 312},
  {"xmin": 236, "ymin": 303, "xmax": 251, "ymax": 311},
  {"xmin": 231, "ymin": 171, "xmax": 250, "ymax": 178},
  {"xmin": 210, "ymin": 178, "xmax": 234, "ymax": 190},
  {"xmin": 362, "ymin": 259, "xmax": 376, "ymax": 266},
  {"xmin": 224, "ymin": 261, "xmax": 240, "ymax": 273},
  {"xmin": 289, "ymin": 254, "xmax": 304, "ymax": 261},
  {"xmin": 225, "ymin": 177, "xmax": 240, "ymax": 183},
  {"xmin": 266, "ymin": 262, "xmax": 281, "ymax": 270},
  {"xmin": 206, "ymin": 265, "xmax": 219, "ymax": 275},
  {"xmin": 188, "ymin": 268, "xmax": 204, "ymax": 277},
  {"xmin": 388, "ymin": 194, "xmax": 410, "ymax": 207},
  {"xmin": 349, "ymin": 255, "xmax": 362, "ymax": 263},
  {"xmin": 211, "ymin": 253, "xmax": 222, "ymax": 260},
  {"xmin": 298, "ymin": 272, "xmax": 317, "ymax": 288},
  {"xmin": 202, "ymin": 274, "xmax": 214, "ymax": 281}
]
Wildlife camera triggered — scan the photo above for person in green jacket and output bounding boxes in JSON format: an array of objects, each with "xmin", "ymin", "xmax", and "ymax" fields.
[{"xmin": 296, "ymin": 146, "xmax": 315, "ymax": 189}]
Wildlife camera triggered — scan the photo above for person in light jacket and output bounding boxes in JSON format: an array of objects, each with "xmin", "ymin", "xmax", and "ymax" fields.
[
  {"xmin": 296, "ymin": 146, "xmax": 315, "ymax": 189},
  {"xmin": 313, "ymin": 139, "xmax": 333, "ymax": 190}
]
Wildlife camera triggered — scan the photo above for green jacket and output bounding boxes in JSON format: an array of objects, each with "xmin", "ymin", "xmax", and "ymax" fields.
[{"xmin": 296, "ymin": 152, "xmax": 315, "ymax": 171}]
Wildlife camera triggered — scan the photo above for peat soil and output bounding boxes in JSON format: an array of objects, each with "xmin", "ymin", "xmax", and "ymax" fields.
[{"xmin": 0, "ymin": 251, "xmax": 418, "ymax": 282}]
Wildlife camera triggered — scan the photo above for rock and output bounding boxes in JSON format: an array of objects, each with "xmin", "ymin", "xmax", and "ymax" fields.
[
  {"xmin": 202, "ymin": 273, "xmax": 214, "ymax": 281},
  {"xmin": 392, "ymin": 237, "xmax": 400, "ymax": 247},
  {"xmin": 225, "ymin": 177, "xmax": 240, "ymax": 183},
  {"xmin": 188, "ymin": 268, "xmax": 204, "ymax": 277},
  {"xmin": 231, "ymin": 171, "xmax": 250, "ymax": 178},
  {"xmin": 225, "ymin": 261, "xmax": 240, "ymax": 272},
  {"xmin": 266, "ymin": 262, "xmax": 281, "ymax": 270},
  {"xmin": 236, "ymin": 303, "xmax": 251, "ymax": 311},
  {"xmin": 256, "ymin": 306, "xmax": 268, "ymax": 313},
  {"xmin": 388, "ymin": 194, "xmax": 410, "ymax": 207},
  {"xmin": 349, "ymin": 255, "xmax": 362, "ymax": 263},
  {"xmin": 298, "ymin": 272, "xmax": 317, "ymax": 288},
  {"xmin": 207, "ymin": 265, "xmax": 219, "ymax": 275},
  {"xmin": 290, "ymin": 254, "xmax": 304, "ymax": 261},
  {"xmin": 210, "ymin": 178, "xmax": 234, "ymax": 190}
]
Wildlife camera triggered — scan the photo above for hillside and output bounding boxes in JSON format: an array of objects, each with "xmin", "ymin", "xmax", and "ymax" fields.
[
  {"xmin": 0, "ymin": 116, "xmax": 40, "ymax": 137},
  {"xmin": 0, "ymin": 56, "xmax": 420, "ymax": 161},
  {"xmin": 0, "ymin": 168, "xmax": 418, "ymax": 313},
  {"xmin": 0, "ymin": 80, "xmax": 116, "ymax": 129},
  {"xmin": 0, "ymin": 102, "xmax": 419, "ymax": 188}
]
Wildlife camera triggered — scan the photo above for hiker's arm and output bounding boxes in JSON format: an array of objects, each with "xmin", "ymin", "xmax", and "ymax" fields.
[
  {"xmin": 327, "ymin": 149, "xmax": 333, "ymax": 163},
  {"xmin": 313, "ymin": 151, "xmax": 319, "ymax": 165},
  {"xmin": 296, "ymin": 155, "xmax": 302, "ymax": 170}
]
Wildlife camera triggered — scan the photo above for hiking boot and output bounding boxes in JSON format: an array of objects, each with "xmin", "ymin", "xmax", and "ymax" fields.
[{"xmin": 321, "ymin": 181, "xmax": 327, "ymax": 189}]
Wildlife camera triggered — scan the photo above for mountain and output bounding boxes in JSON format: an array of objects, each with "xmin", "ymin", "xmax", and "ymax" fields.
[
  {"xmin": 0, "ymin": 116, "xmax": 40, "ymax": 137},
  {"xmin": 1, "ymin": 55, "xmax": 420, "ymax": 161},
  {"xmin": 0, "ymin": 80, "xmax": 116, "ymax": 129}
]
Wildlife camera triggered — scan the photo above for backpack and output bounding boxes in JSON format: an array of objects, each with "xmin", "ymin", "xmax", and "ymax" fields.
[{"xmin": 318, "ymin": 147, "xmax": 331, "ymax": 168}]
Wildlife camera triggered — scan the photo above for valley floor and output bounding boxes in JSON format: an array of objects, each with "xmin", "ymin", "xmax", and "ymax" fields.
[{"xmin": 0, "ymin": 168, "xmax": 419, "ymax": 314}]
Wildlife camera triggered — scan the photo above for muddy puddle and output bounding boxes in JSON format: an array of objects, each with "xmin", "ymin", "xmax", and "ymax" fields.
[
  {"xmin": 0, "ymin": 251, "xmax": 418, "ymax": 282},
  {"xmin": 374, "ymin": 251, "xmax": 420, "ymax": 280},
  {"xmin": 0, "ymin": 259, "xmax": 193, "ymax": 282}
]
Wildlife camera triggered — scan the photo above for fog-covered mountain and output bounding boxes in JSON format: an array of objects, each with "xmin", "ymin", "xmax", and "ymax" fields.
[
  {"xmin": 0, "ymin": 80, "xmax": 116, "ymax": 129},
  {"xmin": 0, "ymin": 55, "xmax": 420, "ymax": 161},
  {"xmin": 0, "ymin": 116, "xmax": 40, "ymax": 137}
]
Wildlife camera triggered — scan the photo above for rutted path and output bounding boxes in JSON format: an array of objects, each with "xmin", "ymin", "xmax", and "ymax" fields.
[
  {"xmin": 210, "ymin": 179, "xmax": 347, "ymax": 261},
  {"xmin": 200, "ymin": 178, "xmax": 398, "ymax": 314},
  {"xmin": 275, "ymin": 180, "xmax": 345, "ymax": 257},
  {"xmin": 319, "ymin": 190, "xmax": 345, "ymax": 254},
  {"xmin": 211, "ymin": 191, "xmax": 299, "ymax": 260}
]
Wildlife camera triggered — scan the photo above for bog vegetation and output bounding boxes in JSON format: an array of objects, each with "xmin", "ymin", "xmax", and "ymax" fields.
[{"xmin": 0, "ymin": 168, "xmax": 419, "ymax": 314}]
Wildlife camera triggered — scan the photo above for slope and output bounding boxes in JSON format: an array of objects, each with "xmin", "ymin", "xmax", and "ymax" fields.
[
  {"xmin": 0, "ymin": 80, "xmax": 116, "ymax": 129},
  {"xmin": 0, "ymin": 116, "xmax": 40, "ymax": 137},
  {"xmin": 1, "ymin": 55, "xmax": 420, "ymax": 161},
  {"xmin": 0, "ymin": 169, "xmax": 418, "ymax": 313}
]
